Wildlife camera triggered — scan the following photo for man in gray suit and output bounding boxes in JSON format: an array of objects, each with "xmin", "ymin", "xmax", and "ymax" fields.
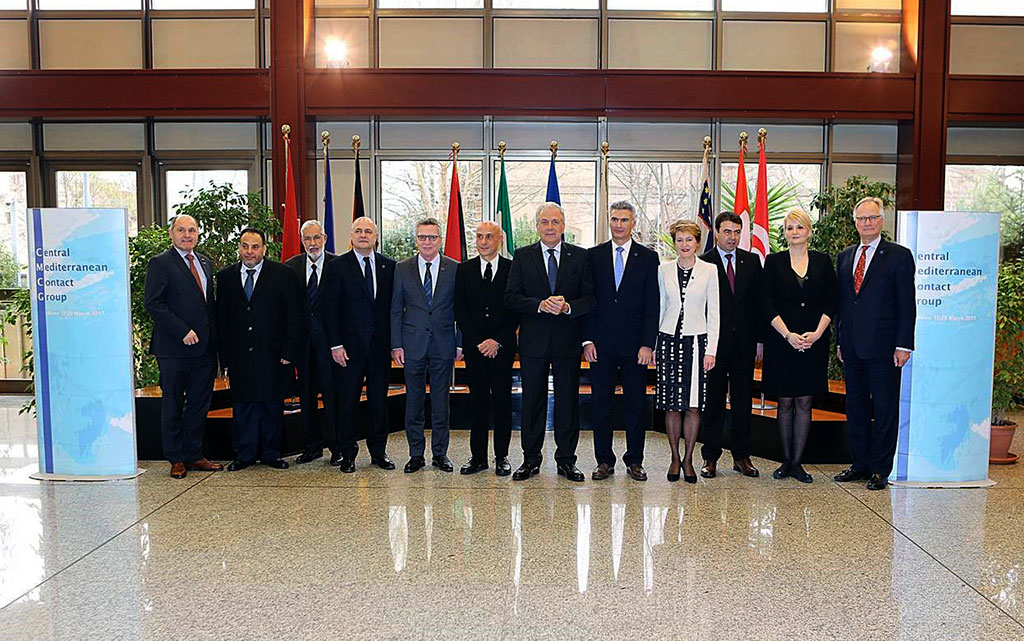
[{"xmin": 391, "ymin": 217, "xmax": 462, "ymax": 473}]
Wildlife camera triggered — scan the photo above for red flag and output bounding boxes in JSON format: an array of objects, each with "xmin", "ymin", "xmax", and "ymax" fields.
[
  {"xmin": 443, "ymin": 161, "xmax": 466, "ymax": 261},
  {"xmin": 752, "ymin": 136, "xmax": 770, "ymax": 265},
  {"xmin": 281, "ymin": 130, "xmax": 301, "ymax": 260},
  {"xmin": 734, "ymin": 140, "xmax": 751, "ymax": 251}
]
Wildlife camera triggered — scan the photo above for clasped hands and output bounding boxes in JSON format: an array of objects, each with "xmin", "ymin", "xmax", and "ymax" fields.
[
  {"xmin": 786, "ymin": 330, "xmax": 821, "ymax": 352},
  {"xmin": 540, "ymin": 295, "xmax": 569, "ymax": 315}
]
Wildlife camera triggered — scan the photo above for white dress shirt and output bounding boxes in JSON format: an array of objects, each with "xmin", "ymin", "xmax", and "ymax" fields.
[
  {"xmin": 240, "ymin": 259, "xmax": 264, "ymax": 289},
  {"xmin": 612, "ymin": 238, "xmax": 632, "ymax": 270},
  {"xmin": 174, "ymin": 246, "xmax": 207, "ymax": 292},
  {"xmin": 716, "ymin": 245, "xmax": 736, "ymax": 269},
  {"xmin": 541, "ymin": 241, "xmax": 562, "ymax": 279},
  {"xmin": 305, "ymin": 252, "xmax": 325, "ymax": 286},
  {"xmin": 479, "ymin": 256, "xmax": 499, "ymax": 280},
  {"xmin": 417, "ymin": 253, "xmax": 441, "ymax": 296},
  {"xmin": 354, "ymin": 249, "xmax": 377, "ymax": 298},
  {"xmin": 852, "ymin": 236, "xmax": 882, "ymax": 277}
]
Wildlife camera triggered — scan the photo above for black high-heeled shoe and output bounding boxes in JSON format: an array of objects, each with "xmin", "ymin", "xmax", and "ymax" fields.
[
  {"xmin": 667, "ymin": 463, "xmax": 681, "ymax": 482},
  {"xmin": 790, "ymin": 464, "xmax": 813, "ymax": 484},
  {"xmin": 683, "ymin": 462, "xmax": 697, "ymax": 484},
  {"xmin": 772, "ymin": 463, "xmax": 790, "ymax": 480}
]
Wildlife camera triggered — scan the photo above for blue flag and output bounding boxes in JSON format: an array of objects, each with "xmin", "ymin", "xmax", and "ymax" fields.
[
  {"xmin": 323, "ymin": 145, "xmax": 335, "ymax": 253},
  {"xmin": 545, "ymin": 157, "xmax": 560, "ymax": 204},
  {"xmin": 696, "ymin": 150, "xmax": 714, "ymax": 254}
]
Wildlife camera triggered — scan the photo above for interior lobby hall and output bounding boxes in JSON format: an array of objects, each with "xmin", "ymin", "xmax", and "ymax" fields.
[{"xmin": 1, "ymin": 397, "xmax": 1023, "ymax": 641}]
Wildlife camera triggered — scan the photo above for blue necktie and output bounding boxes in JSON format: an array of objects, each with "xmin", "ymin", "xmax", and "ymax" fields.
[
  {"xmin": 614, "ymin": 246, "xmax": 624, "ymax": 290},
  {"xmin": 307, "ymin": 263, "xmax": 318, "ymax": 303},
  {"xmin": 547, "ymin": 248, "xmax": 557, "ymax": 294},
  {"xmin": 423, "ymin": 262, "xmax": 433, "ymax": 307},
  {"xmin": 244, "ymin": 268, "xmax": 255, "ymax": 301},
  {"xmin": 364, "ymin": 256, "xmax": 374, "ymax": 300}
]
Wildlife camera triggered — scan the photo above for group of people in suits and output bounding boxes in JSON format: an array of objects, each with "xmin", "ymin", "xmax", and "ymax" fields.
[{"xmin": 144, "ymin": 194, "xmax": 914, "ymax": 491}]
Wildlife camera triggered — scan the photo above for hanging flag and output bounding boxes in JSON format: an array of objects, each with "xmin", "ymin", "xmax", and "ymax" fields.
[
  {"xmin": 352, "ymin": 148, "xmax": 365, "ymax": 220},
  {"xmin": 545, "ymin": 156, "xmax": 561, "ymax": 205},
  {"xmin": 599, "ymin": 141, "xmax": 610, "ymax": 244},
  {"xmin": 734, "ymin": 133, "xmax": 751, "ymax": 251},
  {"xmin": 281, "ymin": 127, "xmax": 301, "ymax": 260},
  {"xmin": 322, "ymin": 138, "xmax": 336, "ymax": 253},
  {"xmin": 444, "ymin": 160, "xmax": 467, "ymax": 261},
  {"xmin": 752, "ymin": 129, "xmax": 770, "ymax": 266},
  {"xmin": 497, "ymin": 152, "xmax": 514, "ymax": 256},
  {"xmin": 696, "ymin": 138, "xmax": 715, "ymax": 254}
]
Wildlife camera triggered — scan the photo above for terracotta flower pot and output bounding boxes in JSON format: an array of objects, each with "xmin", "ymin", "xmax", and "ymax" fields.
[{"xmin": 990, "ymin": 421, "xmax": 1018, "ymax": 465}]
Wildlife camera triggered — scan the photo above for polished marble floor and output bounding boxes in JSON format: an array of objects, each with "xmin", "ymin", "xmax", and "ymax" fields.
[{"xmin": 0, "ymin": 396, "xmax": 1022, "ymax": 640}]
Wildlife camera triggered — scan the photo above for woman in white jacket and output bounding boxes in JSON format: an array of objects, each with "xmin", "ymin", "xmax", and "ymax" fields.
[{"xmin": 656, "ymin": 220, "xmax": 720, "ymax": 483}]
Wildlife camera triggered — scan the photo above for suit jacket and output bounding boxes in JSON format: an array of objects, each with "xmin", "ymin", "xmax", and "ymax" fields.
[
  {"xmin": 216, "ymin": 260, "xmax": 306, "ymax": 402},
  {"xmin": 454, "ymin": 256, "xmax": 518, "ymax": 358},
  {"xmin": 321, "ymin": 250, "xmax": 396, "ymax": 362},
  {"xmin": 699, "ymin": 246, "xmax": 763, "ymax": 358},
  {"xmin": 285, "ymin": 251, "xmax": 338, "ymax": 353},
  {"xmin": 391, "ymin": 255, "xmax": 459, "ymax": 361},
  {"xmin": 504, "ymin": 241, "xmax": 595, "ymax": 359},
  {"xmin": 762, "ymin": 250, "xmax": 837, "ymax": 335},
  {"xmin": 583, "ymin": 240, "xmax": 659, "ymax": 354},
  {"xmin": 835, "ymin": 239, "xmax": 916, "ymax": 360},
  {"xmin": 144, "ymin": 248, "xmax": 216, "ymax": 359},
  {"xmin": 657, "ymin": 258, "xmax": 721, "ymax": 357}
]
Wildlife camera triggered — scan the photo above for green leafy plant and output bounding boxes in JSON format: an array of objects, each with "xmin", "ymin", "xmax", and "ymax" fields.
[
  {"xmin": 721, "ymin": 181, "xmax": 803, "ymax": 253},
  {"xmin": 993, "ymin": 258, "xmax": 1024, "ymax": 425},
  {"xmin": 0, "ymin": 288, "xmax": 33, "ymax": 414}
]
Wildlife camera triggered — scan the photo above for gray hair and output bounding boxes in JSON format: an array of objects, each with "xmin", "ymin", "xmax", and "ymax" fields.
[
  {"xmin": 300, "ymin": 219, "xmax": 324, "ymax": 235},
  {"xmin": 416, "ymin": 217, "xmax": 442, "ymax": 232},
  {"xmin": 609, "ymin": 200, "xmax": 635, "ymax": 217},
  {"xmin": 853, "ymin": 196, "xmax": 885, "ymax": 217},
  {"xmin": 534, "ymin": 202, "xmax": 565, "ymax": 223},
  {"xmin": 168, "ymin": 213, "xmax": 197, "ymax": 228}
]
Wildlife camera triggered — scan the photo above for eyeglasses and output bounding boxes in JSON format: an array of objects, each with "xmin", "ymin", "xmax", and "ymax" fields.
[
  {"xmin": 416, "ymin": 234, "xmax": 440, "ymax": 242},
  {"xmin": 854, "ymin": 215, "xmax": 882, "ymax": 223}
]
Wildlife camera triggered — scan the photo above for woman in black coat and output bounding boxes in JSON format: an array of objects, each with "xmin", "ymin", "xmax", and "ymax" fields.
[{"xmin": 761, "ymin": 208, "xmax": 837, "ymax": 483}]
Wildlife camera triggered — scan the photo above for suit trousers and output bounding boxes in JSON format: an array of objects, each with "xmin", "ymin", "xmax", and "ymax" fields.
[
  {"xmin": 520, "ymin": 354, "xmax": 581, "ymax": 467},
  {"xmin": 590, "ymin": 349, "xmax": 648, "ymax": 467},
  {"xmin": 335, "ymin": 348, "xmax": 391, "ymax": 460},
  {"xmin": 465, "ymin": 350, "xmax": 514, "ymax": 461},
  {"xmin": 843, "ymin": 349, "xmax": 902, "ymax": 477},
  {"xmin": 403, "ymin": 338, "xmax": 454, "ymax": 458},
  {"xmin": 701, "ymin": 345, "xmax": 755, "ymax": 462},
  {"xmin": 232, "ymin": 400, "xmax": 284, "ymax": 463},
  {"xmin": 298, "ymin": 340, "xmax": 337, "ymax": 455},
  {"xmin": 157, "ymin": 353, "xmax": 217, "ymax": 464}
]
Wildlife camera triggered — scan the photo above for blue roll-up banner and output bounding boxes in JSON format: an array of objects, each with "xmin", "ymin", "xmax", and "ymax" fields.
[
  {"xmin": 28, "ymin": 208, "xmax": 139, "ymax": 481},
  {"xmin": 895, "ymin": 211, "xmax": 1000, "ymax": 487}
]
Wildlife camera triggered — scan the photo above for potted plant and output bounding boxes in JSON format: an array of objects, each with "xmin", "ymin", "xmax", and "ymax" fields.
[{"xmin": 991, "ymin": 257, "xmax": 1024, "ymax": 463}]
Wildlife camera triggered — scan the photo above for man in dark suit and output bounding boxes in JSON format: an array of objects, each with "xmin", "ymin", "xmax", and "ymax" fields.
[
  {"xmin": 391, "ymin": 217, "xmax": 461, "ymax": 474},
  {"xmin": 286, "ymin": 220, "xmax": 339, "ymax": 466},
  {"xmin": 505, "ymin": 202, "xmax": 595, "ymax": 482},
  {"xmin": 322, "ymin": 216, "xmax": 396, "ymax": 473},
  {"xmin": 454, "ymin": 222, "xmax": 519, "ymax": 477},
  {"xmin": 833, "ymin": 196, "xmax": 916, "ymax": 491},
  {"xmin": 699, "ymin": 211, "xmax": 763, "ymax": 479},
  {"xmin": 143, "ymin": 214, "xmax": 224, "ymax": 479},
  {"xmin": 582, "ymin": 201, "xmax": 659, "ymax": 482},
  {"xmin": 216, "ymin": 228, "xmax": 305, "ymax": 471}
]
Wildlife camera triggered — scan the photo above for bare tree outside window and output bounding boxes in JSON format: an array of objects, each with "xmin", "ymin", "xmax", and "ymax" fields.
[{"xmin": 56, "ymin": 170, "xmax": 139, "ymax": 236}]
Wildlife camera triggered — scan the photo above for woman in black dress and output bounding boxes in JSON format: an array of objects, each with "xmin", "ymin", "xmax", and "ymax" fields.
[{"xmin": 761, "ymin": 208, "xmax": 837, "ymax": 483}]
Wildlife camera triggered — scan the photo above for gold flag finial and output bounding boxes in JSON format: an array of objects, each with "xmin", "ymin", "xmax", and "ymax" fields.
[
  {"xmin": 281, "ymin": 124, "xmax": 291, "ymax": 136},
  {"xmin": 757, "ymin": 128, "xmax": 767, "ymax": 145},
  {"xmin": 351, "ymin": 134, "xmax": 361, "ymax": 152},
  {"xmin": 452, "ymin": 141, "xmax": 460, "ymax": 154},
  {"xmin": 498, "ymin": 140, "xmax": 507, "ymax": 159},
  {"xmin": 549, "ymin": 140, "xmax": 558, "ymax": 157},
  {"xmin": 600, "ymin": 141, "xmax": 610, "ymax": 157},
  {"xmin": 321, "ymin": 131, "xmax": 330, "ymax": 146},
  {"xmin": 703, "ymin": 135, "xmax": 712, "ymax": 151}
]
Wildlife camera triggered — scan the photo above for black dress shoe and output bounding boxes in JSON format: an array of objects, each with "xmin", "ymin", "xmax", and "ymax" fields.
[
  {"xmin": 700, "ymin": 460, "xmax": 717, "ymax": 478},
  {"xmin": 227, "ymin": 460, "xmax": 254, "ymax": 472},
  {"xmin": 329, "ymin": 451, "xmax": 343, "ymax": 466},
  {"xmin": 338, "ymin": 457, "xmax": 355, "ymax": 474},
  {"xmin": 512, "ymin": 462, "xmax": 540, "ymax": 481},
  {"xmin": 295, "ymin": 451, "xmax": 323, "ymax": 465},
  {"xmin": 834, "ymin": 467, "xmax": 870, "ymax": 482},
  {"xmin": 790, "ymin": 464, "xmax": 813, "ymax": 484},
  {"xmin": 460, "ymin": 459, "xmax": 489, "ymax": 475},
  {"xmin": 772, "ymin": 463, "xmax": 790, "ymax": 480},
  {"xmin": 867, "ymin": 474, "xmax": 888, "ymax": 490},
  {"xmin": 432, "ymin": 456, "xmax": 454, "ymax": 473},
  {"xmin": 404, "ymin": 456, "xmax": 426, "ymax": 473},
  {"xmin": 495, "ymin": 457, "xmax": 512, "ymax": 476},
  {"xmin": 557, "ymin": 463, "xmax": 585, "ymax": 482},
  {"xmin": 263, "ymin": 458, "xmax": 289, "ymax": 469},
  {"xmin": 371, "ymin": 453, "xmax": 396, "ymax": 470}
]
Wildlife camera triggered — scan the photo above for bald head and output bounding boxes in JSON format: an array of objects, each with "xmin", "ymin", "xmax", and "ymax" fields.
[
  {"xmin": 350, "ymin": 216, "xmax": 378, "ymax": 255},
  {"xmin": 169, "ymin": 214, "xmax": 199, "ymax": 253},
  {"xmin": 475, "ymin": 221, "xmax": 503, "ymax": 261}
]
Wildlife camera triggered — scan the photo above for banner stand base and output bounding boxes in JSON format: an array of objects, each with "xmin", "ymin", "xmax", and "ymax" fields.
[
  {"xmin": 890, "ymin": 478, "xmax": 995, "ymax": 489},
  {"xmin": 31, "ymin": 468, "xmax": 145, "ymax": 482}
]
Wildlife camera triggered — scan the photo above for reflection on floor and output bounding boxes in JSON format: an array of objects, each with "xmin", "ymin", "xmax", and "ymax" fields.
[{"xmin": 0, "ymin": 396, "xmax": 1022, "ymax": 640}]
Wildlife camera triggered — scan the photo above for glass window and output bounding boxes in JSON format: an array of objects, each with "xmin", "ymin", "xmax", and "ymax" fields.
[
  {"xmin": 0, "ymin": 1, "xmax": 27, "ymax": 9},
  {"xmin": 153, "ymin": 0, "xmax": 253, "ymax": 7},
  {"xmin": 380, "ymin": 160, "xmax": 482, "ymax": 261},
  {"xmin": 945, "ymin": 165, "xmax": 1024, "ymax": 255},
  {"xmin": 608, "ymin": 0, "xmax": 711, "ymax": 8},
  {"xmin": 722, "ymin": 0, "xmax": 827, "ymax": 10},
  {"xmin": 493, "ymin": 0, "xmax": 597, "ymax": 8},
  {"xmin": 377, "ymin": 0, "xmax": 483, "ymax": 7},
  {"xmin": 0, "ymin": 171, "xmax": 28, "ymax": 288},
  {"xmin": 952, "ymin": 0, "xmax": 1024, "ymax": 17},
  {"xmin": 720, "ymin": 163, "xmax": 822, "ymax": 250},
  {"xmin": 494, "ymin": 160, "xmax": 596, "ymax": 250},
  {"xmin": 55, "ymin": 170, "xmax": 139, "ymax": 236},
  {"xmin": 166, "ymin": 170, "xmax": 249, "ymax": 219},
  {"xmin": 607, "ymin": 162, "xmax": 702, "ymax": 258},
  {"xmin": 38, "ymin": 0, "xmax": 140, "ymax": 8}
]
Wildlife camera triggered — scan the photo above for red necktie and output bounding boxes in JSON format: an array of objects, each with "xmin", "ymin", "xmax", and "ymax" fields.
[
  {"xmin": 725, "ymin": 253, "xmax": 735, "ymax": 293},
  {"xmin": 186, "ymin": 254, "xmax": 205, "ymax": 298},
  {"xmin": 853, "ymin": 245, "xmax": 869, "ymax": 295}
]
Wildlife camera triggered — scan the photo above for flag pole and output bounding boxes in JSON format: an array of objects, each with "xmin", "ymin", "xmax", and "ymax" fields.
[
  {"xmin": 597, "ymin": 141, "xmax": 610, "ymax": 242},
  {"xmin": 497, "ymin": 140, "xmax": 514, "ymax": 257},
  {"xmin": 449, "ymin": 140, "xmax": 465, "ymax": 392}
]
